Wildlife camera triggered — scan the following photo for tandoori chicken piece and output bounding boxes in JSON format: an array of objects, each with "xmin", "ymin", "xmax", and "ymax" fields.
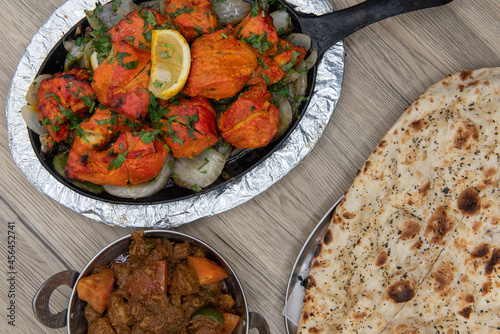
[
  {"xmin": 270, "ymin": 38, "xmax": 306, "ymax": 70},
  {"xmin": 109, "ymin": 8, "xmax": 166, "ymax": 49},
  {"xmin": 165, "ymin": 0, "xmax": 218, "ymax": 42},
  {"xmin": 92, "ymin": 40, "xmax": 151, "ymax": 120},
  {"xmin": 159, "ymin": 96, "xmax": 218, "ymax": 158},
  {"xmin": 65, "ymin": 109, "xmax": 168, "ymax": 186},
  {"xmin": 246, "ymin": 50, "xmax": 286, "ymax": 86},
  {"xmin": 36, "ymin": 68, "xmax": 95, "ymax": 145},
  {"xmin": 217, "ymin": 85, "xmax": 279, "ymax": 149},
  {"xmin": 66, "ymin": 130, "xmax": 169, "ymax": 186},
  {"xmin": 234, "ymin": 2, "xmax": 280, "ymax": 55},
  {"xmin": 68, "ymin": 108, "xmax": 134, "ymax": 156},
  {"xmin": 184, "ymin": 27, "xmax": 258, "ymax": 100}
]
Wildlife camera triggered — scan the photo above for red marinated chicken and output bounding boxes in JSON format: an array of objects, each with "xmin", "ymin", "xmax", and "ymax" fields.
[
  {"xmin": 217, "ymin": 85, "xmax": 279, "ymax": 149},
  {"xmin": 36, "ymin": 68, "xmax": 95, "ymax": 145},
  {"xmin": 165, "ymin": 0, "xmax": 218, "ymax": 42},
  {"xmin": 92, "ymin": 9, "xmax": 165, "ymax": 120},
  {"xmin": 65, "ymin": 109, "xmax": 168, "ymax": 186},
  {"xmin": 159, "ymin": 96, "xmax": 219, "ymax": 158},
  {"xmin": 184, "ymin": 27, "xmax": 258, "ymax": 100}
]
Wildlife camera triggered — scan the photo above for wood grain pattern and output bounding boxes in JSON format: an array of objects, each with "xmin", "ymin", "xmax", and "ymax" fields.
[{"xmin": 0, "ymin": 0, "xmax": 498, "ymax": 332}]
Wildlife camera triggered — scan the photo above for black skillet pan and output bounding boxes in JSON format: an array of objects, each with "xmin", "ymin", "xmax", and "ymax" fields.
[{"xmin": 30, "ymin": 0, "xmax": 453, "ymax": 205}]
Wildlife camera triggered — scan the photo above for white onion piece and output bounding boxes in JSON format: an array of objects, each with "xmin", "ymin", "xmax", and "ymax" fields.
[
  {"xmin": 139, "ymin": 0, "xmax": 160, "ymax": 10},
  {"xmin": 284, "ymin": 69, "xmax": 300, "ymax": 83},
  {"xmin": 294, "ymin": 60, "xmax": 307, "ymax": 96},
  {"xmin": 213, "ymin": 0, "xmax": 252, "ymax": 25},
  {"xmin": 270, "ymin": 10, "xmax": 292, "ymax": 34},
  {"xmin": 173, "ymin": 149, "xmax": 226, "ymax": 189},
  {"xmin": 21, "ymin": 105, "xmax": 48, "ymax": 136},
  {"xmin": 103, "ymin": 155, "xmax": 173, "ymax": 199},
  {"xmin": 64, "ymin": 43, "xmax": 85, "ymax": 71},
  {"xmin": 39, "ymin": 133, "xmax": 51, "ymax": 155},
  {"xmin": 274, "ymin": 99, "xmax": 293, "ymax": 139},
  {"xmin": 63, "ymin": 40, "xmax": 76, "ymax": 52},
  {"xmin": 115, "ymin": 0, "xmax": 139, "ymax": 17},
  {"xmin": 159, "ymin": 0, "xmax": 167, "ymax": 16},
  {"xmin": 25, "ymin": 74, "xmax": 53, "ymax": 105},
  {"xmin": 305, "ymin": 49, "xmax": 317, "ymax": 70},
  {"xmin": 83, "ymin": 40, "xmax": 94, "ymax": 70},
  {"xmin": 287, "ymin": 33, "xmax": 311, "ymax": 51}
]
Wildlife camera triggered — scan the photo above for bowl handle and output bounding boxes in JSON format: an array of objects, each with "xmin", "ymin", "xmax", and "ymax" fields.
[
  {"xmin": 32, "ymin": 270, "xmax": 80, "ymax": 328},
  {"xmin": 249, "ymin": 311, "xmax": 270, "ymax": 334}
]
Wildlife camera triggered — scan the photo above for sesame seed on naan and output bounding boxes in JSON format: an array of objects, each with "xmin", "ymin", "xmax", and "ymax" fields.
[{"xmin": 298, "ymin": 68, "xmax": 500, "ymax": 334}]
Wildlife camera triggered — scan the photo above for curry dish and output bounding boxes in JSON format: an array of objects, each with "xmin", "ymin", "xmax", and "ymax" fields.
[{"xmin": 76, "ymin": 231, "xmax": 240, "ymax": 334}]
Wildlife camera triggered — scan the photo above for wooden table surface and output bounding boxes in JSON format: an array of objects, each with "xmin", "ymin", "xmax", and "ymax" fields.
[{"xmin": 1, "ymin": 0, "xmax": 499, "ymax": 332}]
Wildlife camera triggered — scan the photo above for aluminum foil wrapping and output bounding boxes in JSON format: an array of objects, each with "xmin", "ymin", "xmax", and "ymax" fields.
[{"xmin": 6, "ymin": 0, "xmax": 344, "ymax": 228}]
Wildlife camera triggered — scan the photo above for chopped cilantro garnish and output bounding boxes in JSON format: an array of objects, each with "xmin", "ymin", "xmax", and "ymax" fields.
[
  {"xmin": 160, "ymin": 51, "xmax": 171, "ymax": 59},
  {"xmin": 140, "ymin": 129, "xmax": 161, "ymax": 144},
  {"xmin": 281, "ymin": 51, "xmax": 302, "ymax": 72},
  {"xmin": 108, "ymin": 151, "xmax": 128, "ymax": 170},
  {"xmin": 197, "ymin": 157, "xmax": 209, "ymax": 171},
  {"xmin": 115, "ymin": 51, "xmax": 139, "ymax": 70},
  {"xmin": 242, "ymin": 32, "xmax": 274, "ymax": 54},
  {"xmin": 169, "ymin": 4, "xmax": 196, "ymax": 19},
  {"xmin": 250, "ymin": 1, "xmax": 260, "ymax": 17},
  {"xmin": 111, "ymin": 0, "xmax": 122, "ymax": 12},
  {"xmin": 44, "ymin": 93, "xmax": 60, "ymax": 103}
]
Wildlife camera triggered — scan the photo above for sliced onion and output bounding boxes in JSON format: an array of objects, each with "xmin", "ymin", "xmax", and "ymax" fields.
[
  {"xmin": 39, "ymin": 133, "xmax": 51, "ymax": 155},
  {"xmin": 64, "ymin": 43, "xmax": 85, "ymax": 71},
  {"xmin": 25, "ymin": 74, "xmax": 52, "ymax": 105},
  {"xmin": 83, "ymin": 40, "xmax": 95, "ymax": 70},
  {"xmin": 173, "ymin": 149, "xmax": 226, "ymax": 190},
  {"xmin": 139, "ymin": 0, "xmax": 161, "ymax": 11},
  {"xmin": 286, "ymin": 33, "xmax": 311, "ymax": 51},
  {"xmin": 270, "ymin": 10, "xmax": 291, "ymax": 35},
  {"xmin": 212, "ymin": 0, "xmax": 252, "ymax": 25},
  {"xmin": 159, "ymin": 0, "xmax": 167, "ymax": 16},
  {"xmin": 305, "ymin": 49, "xmax": 318, "ymax": 70},
  {"xmin": 21, "ymin": 105, "xmax": 48, "ymax": 136},
  {"xmin": 103, "ymin": 155, "xmax": 173, "ymax": 199},
  {"xmin": 274, "ymin": 99, "xmax": 293, "ymax": 139},
  {"xmin": 63, "ymin": 40, "xmax": 76, "ymax": 52},
  {"xmin": 294, "ymin": 60, "xmax": 307, "ymax": 96},
  {"xmin": 284, "ymin": 69, "xmax": 300, "ymax": 83}
]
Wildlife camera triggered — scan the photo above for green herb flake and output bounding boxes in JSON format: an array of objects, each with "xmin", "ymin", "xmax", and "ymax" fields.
[
  {"xmin": 108, "ymin": 151, "xmax": 128, "ymax": 170},
  {"xmin": 115, "ymin": 51, "xmax": 139, "ymax": 70},
  {"xmin": 111, "ymin": 0, "xmax": 122, "ymax": 12}
]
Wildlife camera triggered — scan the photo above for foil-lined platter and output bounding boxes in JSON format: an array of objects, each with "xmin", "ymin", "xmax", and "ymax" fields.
[{"xmin": 6, "ymin": 0, "xmax": 344, "ymax": 228}]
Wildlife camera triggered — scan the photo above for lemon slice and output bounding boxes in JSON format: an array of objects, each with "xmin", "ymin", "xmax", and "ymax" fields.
[
  {"xmin": 90, "ymin": 51, "xmax": 99, "ymax": 71},
  {"xmin": 150, "ymin": 29, "xmax": 191, "ymax": 100}
]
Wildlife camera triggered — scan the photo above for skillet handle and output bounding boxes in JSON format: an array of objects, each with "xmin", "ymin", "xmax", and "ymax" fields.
[
  {"xmin": 249, "ymin": 311, "xmax": 271, "ymax": 334},
  {"xmin": 297, "ymin": 0, "xmax": 454, "ymax": 56},
  {"xmin": 32, "ymin": 270, "xmax": 80, "ymax": 328}
]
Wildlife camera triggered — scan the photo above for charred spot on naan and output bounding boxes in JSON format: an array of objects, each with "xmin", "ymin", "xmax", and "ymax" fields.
[
  {"xmin": 398, "ymin": 220, "xmax": 421, "ymax": 240},
  {"xmin": 471, "ymin": 243, "xmax": 490, "ymax": 258},
  {"xmin": 323, "ymin": 229, "xmax": 333, "ymax": 245},
  {"xmin": 457, "ymin": 306, "xmax": 473, "ymax": 319},
  {"xmin": 452, "ymin": 120, "xmax": 479, "ymax": 150},
  {"xmin": 457, "ymin": 188, "xmax": 481, "ymax": 216},
  {"xmin": 430, "ymin": 261, "xmax": 456, "ymax": 298},
  {"xmin": 375, "ymin": 251, "xmax": 388, "ymax": 267},
  {"xmin": 484, "ymin": 248, "xmax": 500, "ymax": 275},
  {"xmin": 481, "ymin": 280, "xmax": 492, "ymax": 296},
  {"xmin": 387, "ymin": 280, "xmax": 415, "ymax": 303},
  {"xmin": 424, "ymin": 205, "xmax": 455, "ymax": 245}
]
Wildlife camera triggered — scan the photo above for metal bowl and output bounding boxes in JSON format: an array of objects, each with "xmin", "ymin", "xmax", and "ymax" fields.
[{"xmin": 32, "ymin": 230, "xmax": 270, "ymax": 334}]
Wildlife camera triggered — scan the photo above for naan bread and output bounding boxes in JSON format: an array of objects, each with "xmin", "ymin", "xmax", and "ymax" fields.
[{"xmin": 299, "ymin": 68, "xmax": 500, "ymax": 333}]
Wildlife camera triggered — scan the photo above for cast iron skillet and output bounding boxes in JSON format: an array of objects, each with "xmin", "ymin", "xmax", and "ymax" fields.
[{"xmin": 30, "ymin": 0, "xmax": 453, "ymax": 205}]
